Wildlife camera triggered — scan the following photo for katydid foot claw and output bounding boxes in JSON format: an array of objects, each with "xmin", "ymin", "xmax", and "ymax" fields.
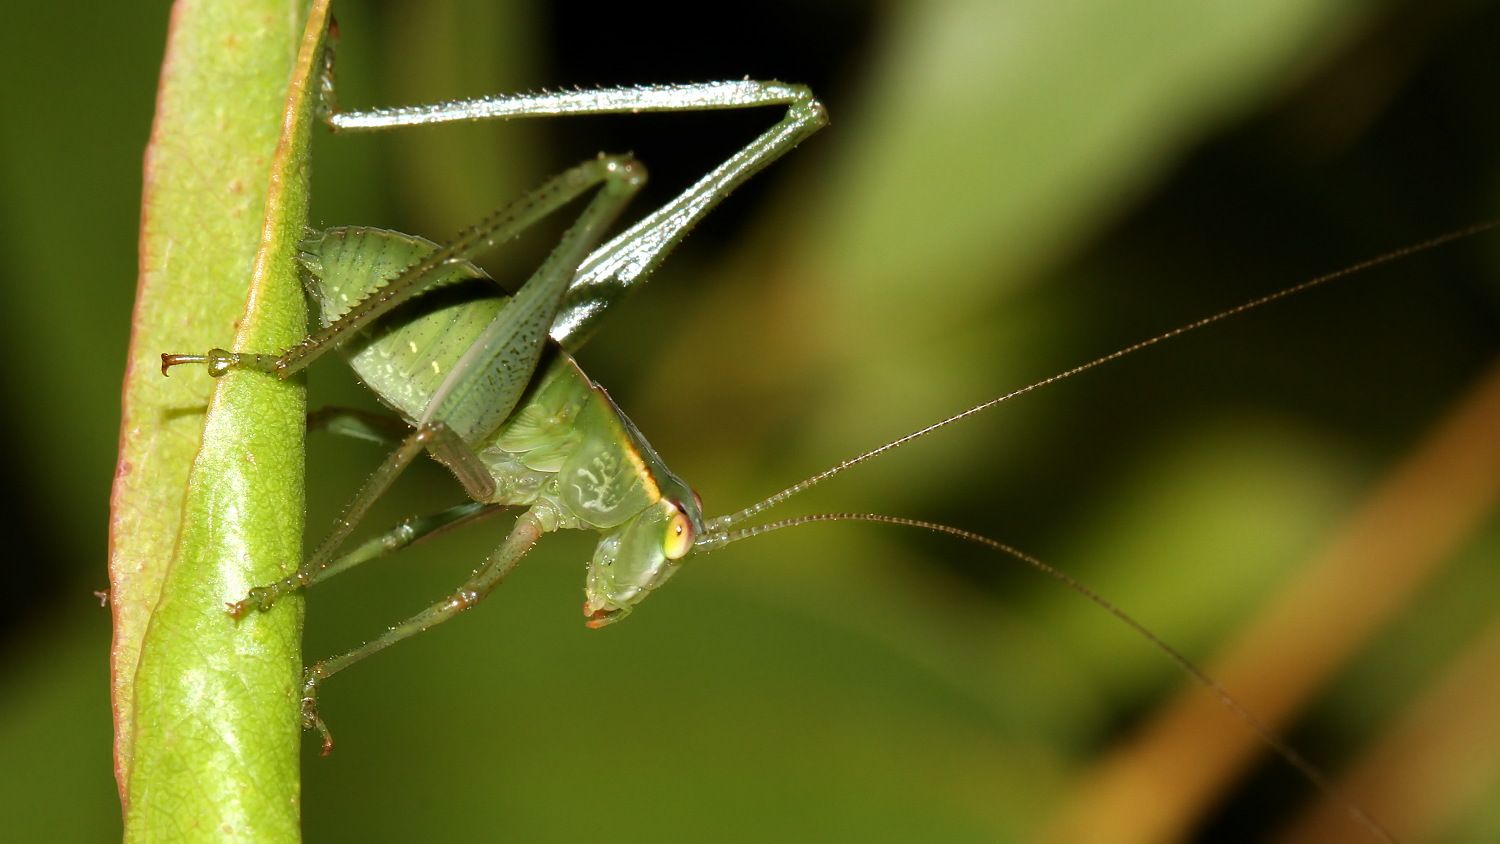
[
  {"xmin": 160, "ymin": 348, "xmax": 240, "ymax": 377},
  {"xmin": 225, "ymin": 584, "xmax": 283, "ymax": 619},
  {"xmin": 160, "ymin": 347, "xmax": 289, "ymax": 378},
  {"xmin": 301, "ymin": 664, "xmax": 334, "ymax": 755}
]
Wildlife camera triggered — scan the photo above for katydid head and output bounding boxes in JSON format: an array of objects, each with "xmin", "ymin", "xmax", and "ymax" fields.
[{"xmin": 583, "ymin": 492, "xmax": 704, "ymax": 628}]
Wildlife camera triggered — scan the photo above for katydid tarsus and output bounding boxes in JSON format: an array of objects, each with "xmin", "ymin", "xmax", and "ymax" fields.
[{"xmin": 155, "ymin": 25, "xmax": 1499, "ymax": 844}]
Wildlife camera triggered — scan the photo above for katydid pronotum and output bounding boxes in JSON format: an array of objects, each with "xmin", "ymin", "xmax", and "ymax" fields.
[{"xmin": 156, "ymin": 24, "xmax": 1498, "ymax": 844}]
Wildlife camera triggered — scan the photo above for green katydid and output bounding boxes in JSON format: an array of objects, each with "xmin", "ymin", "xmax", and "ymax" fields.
[
  {"xmin": 161, "ymin": 32, "xmax": 828, "ymax": 746},
  {"xmin": 156, "ymin": 25, "xmax": 1498, "ymax": 844}
]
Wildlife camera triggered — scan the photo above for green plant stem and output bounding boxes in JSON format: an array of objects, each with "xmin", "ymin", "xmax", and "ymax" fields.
[{"xmin": 112, "ymin": 0, "xmax": 331, "ymax": 839}]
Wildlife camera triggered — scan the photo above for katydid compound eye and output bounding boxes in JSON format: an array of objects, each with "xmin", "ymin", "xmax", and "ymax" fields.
[{"xmin": 663, "ymin": 505, "xmax": 694, "ymax": 560}]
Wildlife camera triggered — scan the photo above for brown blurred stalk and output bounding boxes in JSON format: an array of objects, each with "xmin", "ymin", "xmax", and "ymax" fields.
[{"xmin": 1038, "ymin": 355, "xmax": 1500, "ymax": 843}]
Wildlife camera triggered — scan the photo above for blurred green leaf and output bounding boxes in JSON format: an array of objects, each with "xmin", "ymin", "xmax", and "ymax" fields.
[{"xmin": 797, "ymin": 0, "xmax": 1380, "ymax": 470}]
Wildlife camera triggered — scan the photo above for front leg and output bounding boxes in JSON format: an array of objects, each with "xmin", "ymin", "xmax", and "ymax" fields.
[
  {"xmin": 298, "ymin": 506, "xmax": 549, "ymax": 754},
  {"xmin": 227, "ymin": 416, "xmax": 505, "ymax": 618},
  {"xmin": 225, "ymin": 423, "xmax": 436, "ymax": 617},
  {"xmin": 227, "ymin": 499, "xmax": 504, "ymax": 617}
]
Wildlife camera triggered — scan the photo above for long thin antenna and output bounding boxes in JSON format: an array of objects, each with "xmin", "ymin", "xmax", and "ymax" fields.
[
  {"xmin": 705, "ymin": 512, "xmax": 1399, "ymax": 844},
  {"xmin": 703, "ymin": 220, "xmax": 1500, "ymax": 533}
]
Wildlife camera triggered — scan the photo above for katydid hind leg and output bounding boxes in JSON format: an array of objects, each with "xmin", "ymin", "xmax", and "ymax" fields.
[
  {"xmin": 312, "ymin": 29, "xmax": 826, "ymax": 350},
  {"xmin": 418, "ymin": 155, "xmax": 645, "ymax": 443},
  {"xmin": 299, "ymin": 507, "xmax": 547, "ymax": 754},
  {"xmin": 554, "ymin": 96, "xmax": 826, "ymax": 349}
]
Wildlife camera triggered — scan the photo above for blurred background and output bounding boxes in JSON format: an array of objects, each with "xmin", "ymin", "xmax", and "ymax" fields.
[{"xmin": 4, "ymin": 0, "xmax": 1499, "ymax": 840}]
